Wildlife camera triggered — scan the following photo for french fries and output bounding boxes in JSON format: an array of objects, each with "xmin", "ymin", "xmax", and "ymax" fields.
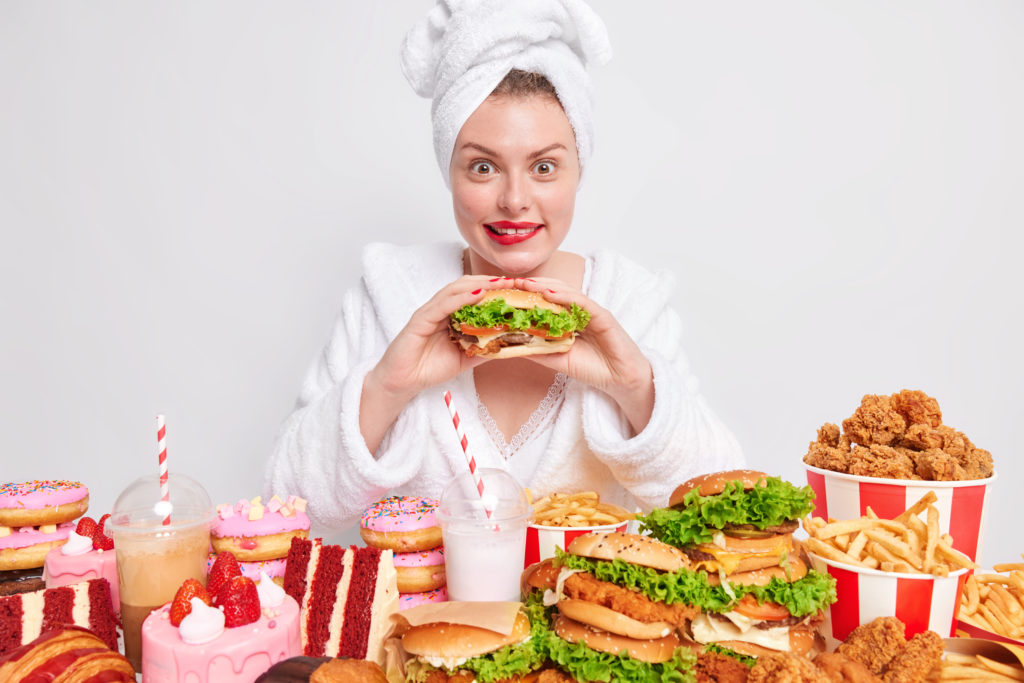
[
  {"xmin": 960, "ymin": 555, "xmax": 1024, "ymax": 641},
  {"xmin": 525, "ymin": 489, "xmax": 634, "ymax": 528},
  {"xmin": 802, "ymin": 492, "xmax": 978, "ymax": 576},
  {"xmin": 928, "ymin": 652, "xmax": 1024, "ymax": 682}
]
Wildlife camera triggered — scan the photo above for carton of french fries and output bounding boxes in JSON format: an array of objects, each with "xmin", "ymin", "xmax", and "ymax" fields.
[
  {"xmin": 523, "ymin": 490, "xmax": 634, "ymax": 568},
  {"xmin": 929, "ymin": 637, "xmax": 1024, "ymax": 682},
  {"xmin": 804, "ymin": 492, "xmax": 979, "ymax": 644},
  {"xmin": 956, "ymin": 556, "xmax": 1024, "ymax": 647}
]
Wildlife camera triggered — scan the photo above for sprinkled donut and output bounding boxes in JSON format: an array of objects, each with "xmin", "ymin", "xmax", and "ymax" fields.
[
  {"xmin": 359, "ymin": 496, "xmax": 441, "ymax": 552},
  {"xmin": 210, "ymin": 495, "xmax": 310, "ymax": 562},
  {"xmin": 0, "ymin": 522, "xmax": 74, "ymax": 571},
  {"xmin": 393, "ymin": 546, "xmax": 446, "ymax": 593},
  {"xmin": 0, "ymin": 481, "xmax": 89, "ymax": 528},
  {"xmin": 398, "ymin": 586, "xmax": 448, "ymax": 610}
]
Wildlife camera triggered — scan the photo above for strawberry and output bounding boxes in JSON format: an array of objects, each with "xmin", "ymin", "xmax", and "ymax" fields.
[
  {"xmin": 75, "ymin": 517, "xmax": 98, "ymax": 538},
  {"xmin": 206, "ymin": 551, "xmax": 242, "ymax": 598},
  {"xmin": 92, "ymin": 513, "xmax": 114, "ymax": 550},
  {"xmin": 169, "ymin": 578, "xmax": 211, "ymax": 627},
  {"xmin": 213, "ymin": 575, "xmax": 260, "ymax": 627}
]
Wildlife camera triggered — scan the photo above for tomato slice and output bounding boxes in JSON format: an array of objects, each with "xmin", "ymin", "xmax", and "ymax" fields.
[
  {"xmin": 522, "ymin": 327, "xmax": 571, "ymax": 340},
  {"xmin": 732, "ymin": 595, "xmax": 790, "ymax": 621},
  {"xmin": 460, "ymin": 324, "xmax": 509, "ymax": 335}
]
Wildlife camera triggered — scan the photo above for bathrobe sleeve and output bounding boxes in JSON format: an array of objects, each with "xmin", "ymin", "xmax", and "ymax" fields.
[
  {"xmin": 262, "ymin": 280, "xmax": 428, "ymax": 530},
  {"xmin": 580, "ymin": 251, "xmax": 745, "ymax": 510}
]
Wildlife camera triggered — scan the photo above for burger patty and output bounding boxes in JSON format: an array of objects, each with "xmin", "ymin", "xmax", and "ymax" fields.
[
  {"xmin": 709, "ymin": 610, "xmax": 825, "ymax": 630},
  {"xmin": 564, "ymin": 572, "xmax": 699, "ymax": 627},
  {"xmin": 448, "ymin": 324, "xmax": 534, "ymax": 355},
  {"xmin": 682, "ymin": 547, "xmax": 718, "ymax": 564},
  {"xmin": 723, "ymin": 519, "xmax": 799, "ymax": 535}
]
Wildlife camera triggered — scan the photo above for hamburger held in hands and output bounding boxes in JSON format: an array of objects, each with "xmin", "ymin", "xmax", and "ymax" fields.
[
  {"xmin": 635, "ymin": 470, "xmax": 836, "ymax": 659},
  {"xmin": 449, "ymin": 289, "xmax": 590, "ymax": 358}
]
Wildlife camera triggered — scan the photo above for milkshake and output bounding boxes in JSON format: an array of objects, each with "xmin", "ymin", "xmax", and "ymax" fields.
[
  {"xmin": 108, "ymin": 473, "xmax": 213, "ymax": 672},
  {"xmin": 437, "ymin": 468, "xmax": 530, "ymax": 602}
]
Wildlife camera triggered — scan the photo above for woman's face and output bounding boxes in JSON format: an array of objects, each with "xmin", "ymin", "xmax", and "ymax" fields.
[{"xmin": 450, "ymin": 94, "xmax": 580, "ymax": 276}]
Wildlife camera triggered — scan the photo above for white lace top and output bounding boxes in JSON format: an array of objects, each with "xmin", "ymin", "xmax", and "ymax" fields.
[{"xmin": 472, "ymin": 259, "xmax": 591, "ymax": 483}]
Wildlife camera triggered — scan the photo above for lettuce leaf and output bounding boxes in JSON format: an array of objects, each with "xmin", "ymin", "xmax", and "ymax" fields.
[
  {"xmin": 451, "ymin": 297, "xmax": 591, "ymax": 337},
  {"xmin": 637, "ymin": 477, "xmax": 815, "ymax": 547},
  {"xmin": 546, "ymin": 636, "xmax": 697, "ymax": 683},
  {"xmin": 703, "ymin": 643, "xmax": 756, "ymax": 668},
  {"xmin": 555, "ymin": 549, "xmax": 836, "ymax": 617}
]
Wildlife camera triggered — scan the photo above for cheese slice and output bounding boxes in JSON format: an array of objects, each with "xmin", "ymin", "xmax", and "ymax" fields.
[
  {"xmin": 690, "ymin": 613, "xmax": 791, "ymax": 651},
  {"xmin": 691, "ymin": 536, "xmax": 793, "ymax": 574}
]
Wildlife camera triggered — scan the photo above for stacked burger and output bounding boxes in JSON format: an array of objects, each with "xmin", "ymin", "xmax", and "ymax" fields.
[{"xmin": 638, "ymin": 470, "xmax": 835, "ymax": 659}]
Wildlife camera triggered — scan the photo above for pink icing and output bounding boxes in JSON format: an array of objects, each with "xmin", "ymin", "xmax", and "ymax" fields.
[
  {"xmin": 205, "ymin": 554, "xmax": 287, "ymax": 580},
  {"xmin": 0, "ymin": 522, "xmax": 72, "ymax": 550},
  {"xmin": 399, "ymin": 586, "xmax": 448, "ymax": 610},
  {"xmin": 0, "ymin": 481, "xmax": 88, "ymax": 510},
  {"xmin": 141, "ymin": 595, "xmax": 300, "ymax": 683},
  {"xmin": 360, "ymin": 496, "xmax": 439, "ymax": 532},
  {"xmin": 212, "ymin": 507, "xmax": 309, "ymax": 538},
  {"xmin": 393, "ymin": 547, "xmax": 445, "ymax": 567},
  {"xmin": 44, "ymin": 544, "xmax": 120, "ymax": 614}
]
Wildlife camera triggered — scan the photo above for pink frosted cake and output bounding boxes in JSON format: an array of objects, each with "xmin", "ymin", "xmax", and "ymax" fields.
[
  {"xmin": 141, "ymin": 573, "xmax": 300, "ymax": 682},
  {"xmin": 43, "ymin": 533, "xmax": 119, "ymax": 613},
  {"xmin": 206, "ymin": 553, "xmax": 287, "ymax": 585},
  {"xmin": 211, "ymin": 495, "xmax": 309, "ymax": 562}
]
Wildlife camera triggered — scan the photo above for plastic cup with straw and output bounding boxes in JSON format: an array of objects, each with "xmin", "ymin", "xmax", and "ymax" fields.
[{"xmin": 438, "ymin": 390, "xmax": 531, "ymax": 600}]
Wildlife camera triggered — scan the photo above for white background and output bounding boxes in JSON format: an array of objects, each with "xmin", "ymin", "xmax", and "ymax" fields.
[{"xmin": 2, "ymin": 1, "xmax": 1021, "ymax": 563}]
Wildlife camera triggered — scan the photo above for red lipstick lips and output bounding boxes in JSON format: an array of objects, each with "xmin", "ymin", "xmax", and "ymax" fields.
[{"xmin": 485, "ymin": 221, "xmax": 543, "ymax": 245}]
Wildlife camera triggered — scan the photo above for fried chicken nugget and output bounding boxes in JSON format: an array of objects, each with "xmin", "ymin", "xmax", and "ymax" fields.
[
  {"xmin": 836, "ymin": 617, "xmax": 906, "ymax": 676},
  {"xmin": 846, "ymin": 445, "xmax": 916, "ymax": 480},
  {"xmin": 749, "ymin": 652, "xmax": 831, "ymax": 683},
  {"xmin": 804, "ymin": 441, "xmax": 852, "ymax": 473},
  {"xmin": 912, "ymin": 448, "xmax": 964, "ymax": 481},
  {"xmin": 890, "ymin": 390, "xmax": 942, "ymax": 428},
  {"xmin": 813, "ymin": 652, "xmax": 882, "ymax": 683},
  {"xmin": 880, "ymin": 631, "xmax": 942, "ymax": 683},
  {"xmin": 842, "ymin": 395, "xmax": 907, "ymax": 447}
]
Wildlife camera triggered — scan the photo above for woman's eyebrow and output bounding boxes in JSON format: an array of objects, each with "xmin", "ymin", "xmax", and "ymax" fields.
[
  {"xmin": 460, "ymin": 142, "xmax": 498, "ymax": 156},
  {"xmin": 528, "ymin": 143, "xmax": 567, "ymax": 159}
]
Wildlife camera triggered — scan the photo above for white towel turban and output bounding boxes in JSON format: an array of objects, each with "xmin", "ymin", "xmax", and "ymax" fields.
[{"xmin": 401, "ymin": 0, "xmax": 612, "ymax": 188}]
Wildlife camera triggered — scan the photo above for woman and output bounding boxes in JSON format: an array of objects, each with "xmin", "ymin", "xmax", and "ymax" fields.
[{"xmin": 264, "ymin": 0, "xmax": 743, "ymax": 530}]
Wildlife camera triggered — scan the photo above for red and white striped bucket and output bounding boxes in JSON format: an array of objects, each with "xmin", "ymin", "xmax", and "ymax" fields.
[
  {"xmin": 805, "ymin": 465, "xmax": 996, "ymax": 563},
  {"xmin": 524, "ymin": 522, "xmax": 628, "ymax": 568},
  {"xmin": 809, "ymin": 553, "xmax": 971, "ymax": 647}
]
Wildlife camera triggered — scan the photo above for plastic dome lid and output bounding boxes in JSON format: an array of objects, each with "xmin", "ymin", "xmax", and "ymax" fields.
[{"xmin": 108, "ymin": 472, "xmax": 214, "ymax": 531}]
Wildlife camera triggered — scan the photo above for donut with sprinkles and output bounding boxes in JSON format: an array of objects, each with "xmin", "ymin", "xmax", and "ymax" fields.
[
  {"xmin": 359, "ymin": 496, "xmax": 441, "ymax": 552},
  {"xmin": 0, "ymin": 480, "xmax": 89, "ymax": 528}
]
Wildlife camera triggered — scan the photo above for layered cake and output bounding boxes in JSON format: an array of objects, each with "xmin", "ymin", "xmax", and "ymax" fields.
[
  {"xmin": 43, "ymin": 515, "xmax": 119, "ymax": 612},
  {"xmin": 282, "ymin": 537, "xmax": 398, "ymax": 665},
  {"xmin": 0, "ymin": 578, "xmax": 118, "ymax": 656},
  {"xmin": 141, "ymin": 562, "xmax": 301, "ymax": 682},
  {"xmin": 0, "ymin": 626, "xmax": 134, "ymax": 681}
]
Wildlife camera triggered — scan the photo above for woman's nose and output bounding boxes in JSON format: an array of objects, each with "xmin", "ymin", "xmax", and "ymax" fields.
[{"xmin": 497, "ymin": 174, "xmax": 529, "ymax": 214}]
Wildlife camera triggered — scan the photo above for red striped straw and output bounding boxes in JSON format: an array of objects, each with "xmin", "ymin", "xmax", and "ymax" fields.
[
  {"xmin": 442, "ymin": 390, "xmax": 492, "ymax": 519},
  {"xmin": 156, "ymin": 414, "xmax": 170, "ymax": 526}
]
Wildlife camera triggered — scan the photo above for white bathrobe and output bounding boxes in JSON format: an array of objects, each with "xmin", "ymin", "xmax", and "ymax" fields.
[{"xmin": 263, "ymin": 241, "xmax": 744, "ymax": 531}]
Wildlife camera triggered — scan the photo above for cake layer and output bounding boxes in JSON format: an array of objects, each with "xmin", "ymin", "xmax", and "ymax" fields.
[{"xmin": 0, "ymin": 578, "xmax": 117, "ymax": 656}]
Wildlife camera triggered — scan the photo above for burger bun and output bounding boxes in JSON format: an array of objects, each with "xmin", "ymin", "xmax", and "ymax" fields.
[
  {"xmin": 401, "ymin": 611, "xmax": 531, "ymax": 660},
  {"xmin": 669, "ymin": 470, "xmax": 769, "ymax": 506}
]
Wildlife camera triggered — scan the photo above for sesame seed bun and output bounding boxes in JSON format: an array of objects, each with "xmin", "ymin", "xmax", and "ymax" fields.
[
  {"xmin": 479, "ymin": 289, "xmax": 565, "ymax": 313},
  {"xmin": 400, "ymin": 611, "xmax": 531, "ymax": 660},
  {"xmin": 556, "ymin": 599, "xmax": 674, "ymax": 640},
  {"xmin": 669, "ymin": 470, "xmax": 769, "ymax": 507},
  {"xmin": 566, "ymin": 532, "xmax": 691, "ymax": 573},
  {"xmin": 553, "ymin": 615, "xmax": 680, "ymax": 664}
]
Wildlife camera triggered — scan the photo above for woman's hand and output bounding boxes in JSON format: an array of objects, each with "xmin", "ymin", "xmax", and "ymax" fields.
[
  {"xmin": 360, "ymin": 275, "xmax": 511, "ymax": 453},
  {"xmin": 513, "ymin": 277, "xmax": 655, "ymax": 435}
]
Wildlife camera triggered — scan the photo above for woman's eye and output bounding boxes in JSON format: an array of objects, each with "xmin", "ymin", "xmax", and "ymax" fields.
[
  {"xmin": 533, "ymin": 160, "xmax": 555, "ymax": 175},
  {"xmin": 470, "ymin": 161, "xmax": 493, "ymax": 175}
]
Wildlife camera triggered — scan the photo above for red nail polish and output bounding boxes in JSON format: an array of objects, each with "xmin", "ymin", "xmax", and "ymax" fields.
[
  {"xmin": 489, "ymin": 278, "xmax": 500, "ymax": 282},
  {"xmin": 471, "ymin": 288, "xmax": 482, "ymax": 295},
  {"xmin": 526, "ymin": 279, "xmax": 536, "ymax": 282},
  {"xmin": 547, "ymin": 289, "xmax": 556, "ymax": 293}
]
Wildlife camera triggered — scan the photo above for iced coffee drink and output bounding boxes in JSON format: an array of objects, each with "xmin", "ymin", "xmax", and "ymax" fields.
[{"xmin": 109, "ymin": 473, "xmax": 212, "ymax": 672}]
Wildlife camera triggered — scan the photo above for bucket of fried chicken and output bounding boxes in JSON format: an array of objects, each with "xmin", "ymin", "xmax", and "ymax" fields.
[{"xmin": 802, "ymin": 389, "xmax": 996, "ymax": 563}]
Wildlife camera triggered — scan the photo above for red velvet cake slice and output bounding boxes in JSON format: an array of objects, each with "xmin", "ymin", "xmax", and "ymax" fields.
[
  {"xmin": 283, "ymin": 537, "xmax": 397, "ymax": 666},
  {"xmin": 0, "ymin": 578, "xmax": 117, "ymax": 656}
]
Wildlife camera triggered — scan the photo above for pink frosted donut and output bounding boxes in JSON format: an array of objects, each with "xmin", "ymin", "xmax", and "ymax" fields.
[
  {"xmin": 0, "ymin": 522, "xmax": 74, "ymax": 571},
  {"xmin": 210, "ymin": 496, "xmax": 310, "ymax": 562},
  {"xmin": 393, "ymin": 547, "xmax": 445, "ymax": 593},
  {"xmin": 399, "ymin": 586, "xmax": 448, "ymax": 610},
  {"xmin": 359, "ymin": 496, "xmax": 441, "ymax": 552},
  {"xmin": 0, "ymin": 481, "xmax": 89, "ymax": 527}
]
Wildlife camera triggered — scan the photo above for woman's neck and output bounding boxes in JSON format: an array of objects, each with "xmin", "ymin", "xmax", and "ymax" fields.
[{"xmin": 463, "ymin": 248, "xmax": 586, "ymax": 289}]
